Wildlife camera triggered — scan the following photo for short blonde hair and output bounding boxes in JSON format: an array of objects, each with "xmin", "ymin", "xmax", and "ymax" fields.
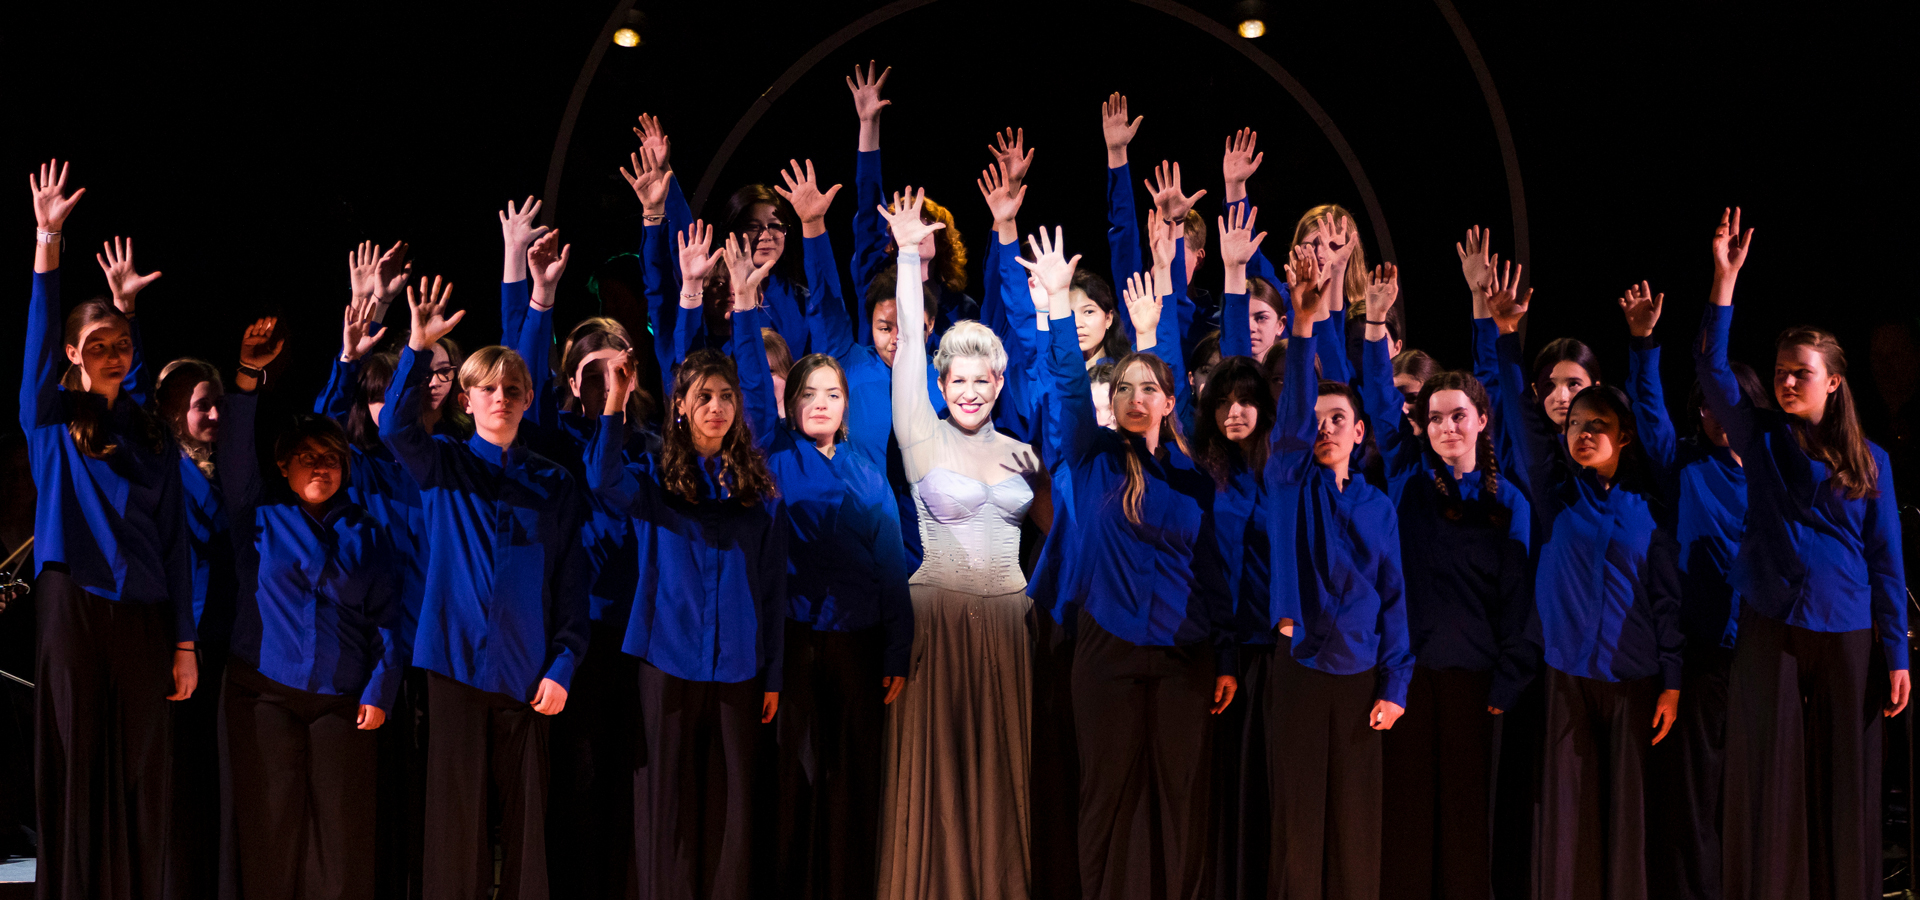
[
  {"xmin": 932, "ymin": 320, "xmax": 1007, "ymax": 377},
  {"xmin": 458, "ymin": 345, "xmax": 533, "ymax": 393}
]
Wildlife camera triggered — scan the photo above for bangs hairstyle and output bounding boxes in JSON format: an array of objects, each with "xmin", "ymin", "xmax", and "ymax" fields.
[
  {"xmin": 1071, "ymin": 269, "xmax": 1132, "ymax": 363},
  {"xmin": 457, "ymin": 345, "xmax": 533, "ymax": 394},
  {"xmin": 783, "ymin": 354, "xmax": 851, "ymax": 444},
  {"xmin": 884, "ymin": 194, "xmax": 968, "ymax": 293},
  {"xmin": 1566, "ymin": 384, "xmax": 1663, "ymax": 505},
  {"xmin": 1393, "ymin": 348, "xmax": 1441, "ymax": 386},
  {"xmin": 1410, "ymin": 371, "xmax": 1507, "ymax": 526},
  {"xmin": 662, "ymin": 349, "xmax": 779, "ymax": 506},
  {"xmin": 1776, "ymin": 326, "xmax": 1879, "ymax": 499},
  {"xmin": 1109, "ymin": 352, "xmax": 1191, "ymax": 526},
  {"xmin": 1089, "ymin": 362, "xmax": 1117, "ymax": 386},
  {"xmin": 347, "ymin": 351, "xmax": 397, "ymax": 448},
  {"xmin": 156, "ymin": 358, "xmax": 223, "ymax": 478},
  {"xmin": 932, "ymin": 320, "xmax": 1008, "ymax": 378},
  {"xmin": 1686, "ymin": 359, "xmax": 1770, "ymax": 435},
  {"xmin": 1291, "ymin": 204, "xmax": 1368, "ymax": 321},
  {"xmin": 1531, "ymin": 337, "xmax": 1602, "ymax": 397},
  {"xmin": 61, "ymin": 299, "xmax": 160, "ymax": 459},
  {"xmin": 563, "ymin": 329, "xmax": 655, "ymax": 423},
  {"xmin": 272, "ymin": 413, "xmax": 351, "ymax": 472},
  {"xmin": 1193, "ymin": 355, "xmax": 1275, "ymax": 485},
  {"xmin": 724, "ymin": 184, "xmax": 805, "ymax": 287},
  {"xmin": 864, "ymin": 266, "xmax": 939, "ymax": 325}
]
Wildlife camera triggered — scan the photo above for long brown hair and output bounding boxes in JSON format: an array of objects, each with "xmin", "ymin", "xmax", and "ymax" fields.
[
  {"xmin": 1776, "ymin": 326, "xmax": 1879, "ymax": 499},
  {"xmin": 157, "ymin": 357, "xmax": 222, "ymax": 479},
  {"xmin": 61, "ymin": 300, "xmax": 158, "ymax": 459},
  {"xmin": 1192, "ymin": 356, "xmax": 1274, "ymax": 485},
  {"xmin": 662, "ymin": 349, "xmax": 779, "ymax": 506},
  {"xmin": 783, "ymin": 353, "xmax": 850, "ymax": 444},
  {"xmin": 561, "ymin": 329, "xmax": 655, "ymax": 423},
  {"xmin": 1290, "ymin": 204, "xmax": 1368, "ymax": 321},
  {"xmin": 1108, "ymin": 352, "xmax": 1191, "ymax": 525}
]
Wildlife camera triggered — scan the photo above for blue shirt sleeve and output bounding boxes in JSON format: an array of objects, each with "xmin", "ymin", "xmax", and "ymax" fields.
[
  {"xmin": 215, "ymin": 392, "xmax": 265, "ymax": 537},
  {"xmin": 501, "ymin": 279, "xmax": 531, "ymax": 353},
  {"xmin": 1359, "ymin": 336, "xmax": 1417, "ymax": 480},
  {"xmin": 1047, "ymin": 309, "xmax": 1101, "ymax": 466},
  {"xmin": 1626, "ymin": 336, "xmax": 1677, "ymax": 474},
  {"xmin": 728, "ymin": 307, "xmax": 779, "ymax": 448},
  {"xmin": 851, "ymin": 149, "xmax": 888, "ymax": 345},
  {"xmin": 1220, "ymin": 291, "xmax": 1252, "ymax": 359},
  {"xmin": 514, "ymin": 304, "xmax": 558, "ymax": 430},
  {"xmin": 1272, "ymin": 329, "xmax": 1319, "ymax": 455},
  {"xmin": 22, "ymin": 269, "xmax": 63, "ymax": 432},
  {"xmin": 358, "ymin": 531, "xmax": 409, "ymax": 710},
  {"xmin": 1313, "ymin": 310, "xmax": 1353, "ymax": 386},
  {"xmin": 542, "ymin": 482, "xmax": 593, "ymax": 690},
  {"xmin": 804, "ymin": 231, "xmax": 856, "ymax": 364},
  {"xmin": 379, "ymin": 347, "xmax": 444, "ymax": 489},
  {"xmin": 1107, "ymin": 163, "xmax": 1142, "ymax": 343},
  {"xmin": 1646, "ymin": 529, "xmax": 1686, "ymax": 691},
  {"xmin": 640, "ymin": 224, "xmax": 682, "ymax": 398},
  {"xmin": 124, "ymin": 313, "xmax": 152, "ymax": 408},
  {"xmin": 1488, "ymin": 486, "xmax": 1541, "ymax": 711},
  {"xmin": 314, "ymin": 357, "xmax": 360, "ymax": 421},
  {"xmin": 665, "ymin": 175, "xmax": 694, "ymax": 258}
]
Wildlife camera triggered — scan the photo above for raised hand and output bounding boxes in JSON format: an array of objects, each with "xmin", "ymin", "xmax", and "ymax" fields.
[
  {"xmin": 1146, "ymin": 160, "xmax": 1207, "ymax": 225},
  {"xmin": 619, "ymin": 147, "xmax": 670, "ymax": 216},
  {"xmin": 528, "ymin": 230, "xmax": 571, "ymax": 310},
  {"xmin": 1123, "ymin": 270, "xmax": 1163, "ymax": 340},
  {"xmin": 722, "ymin": 233, "xmax": 776, "ymax": 311},
  {"xmin": 1101, "ymin": 93, "xmax": 1142, "ymax": 166},
  {"xmin": 499, "ymin": 197, "xmax": 549, "ymax": 283},
  {"xmin": 1710, "ymin": 206, "xmax": 1754, "ymax": 281},
  {"xmin": 1319, "ymin": 214, "xmax": 1359, "ymax": 268},
  {"xmin": 1456, "ymin": 225, "xmax": 1493, "ymax": 295},
  {"xmin": 604, "ymin": 353, "xmax": 636, "ymax": 417},
  {"xmin": 374, "ymin": 241, "xmax": 412, "ymax": 305},
  {"xmin": 1219, "ymin": 204, "xmax": 1266, "ymax": 295},
  {"xmin": 30, "ymin": 158, "xmax": 85, "ymax": 232},
  {"xmin": 1485, "ymin": 259, "xmax": 1531, "ymax": 335},
  {"xmin": 677, "ymin": 220, "xmax": 723, "ymax": 290},
  {"xmin": 772, "ymin": 159, "xmax": 842, "ymax": 238},
  {"xmin": 239, "ymin": 317, "xmax": 285, "ymax": 369},
  {"xmin": 847, "ymin": 60, "xmax": 892, "ymax": 120},
  {"xmin": 977, "ymin": 162, "xmax": 1027, "ymax": 229},
  {"xmin": 1618, "ymin": 280, "xmax": 1663, "ymax": 338},
  {"xmin": 349, "ymin": 241, "xmax": 381, "ymax": 302},
  {"xmin": 1018, "ymin": 226, "xmax": 1083, "ymax": 301},
  {"xmin": 341, "ymin": 294, "xmax": 386, "ymax": 362},
  {"xmin": 1222, "ymin": 128, "xmax": 1262, "ymax": 201},
  {"xmin": 632, "ymin": 113, "xmax": 673, "ymax": 173},
  {"xmin": 96, "ymin": 236, "xmax": 162, "ymax": 315},
  {"xmin": 407, "ymin": 275, "xmax": 464, "ymax": 352},
  {"xmin": 878, "ymin": 187, "xmax": 946, "ymax": 254},
  {"xmin": 1286, "ymin": 245, "xmax": 1326, "ymax": 332},
  {"xmin": 1366, "ymin": 262, "xmax": 1400, "ymax": 321},
  {"xmin": 1148, "ymin": 216, "xmax": 1177, "ymax": 279},
  {"xmin": 988, "ymin": 127, "xmax": 1034, "ymax": 194}
]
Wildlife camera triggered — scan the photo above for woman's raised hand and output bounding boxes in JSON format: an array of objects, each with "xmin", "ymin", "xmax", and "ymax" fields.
[
  {"xmin": 773, "ymin": 159, "xmax": 841, "ymax": 238},
  {"xmin": 239, "ymin": 317, "xmax": 285, "ymax": 370},
  {"xmin": 1456, "ymin": 225, "xmax": 1493, "ymax": 295},
  {"xmin": 349, "ymin": 241, "xmax": 381, "ymax": 302},
  {"xmin": 498, "ymin": 196, "xmax": 548, "ymax": 256},
  {"xmin": 1101, "ymin": 93, "xmax": 1142, "ymax": 166},
  {"xmin": 722, "ymin": 233, "xmax": 775, "ymax": 311},
  {"xmin": 847, "ymin": 60, "xmax": 892, "ymax": 121},
  {"xmin": 1286, "ymin": 245, "xmax": 1326, "ymax": 331},
  {"xmin": 1320, "ymin": 214, "xmax": 1359, "ymax": 268},
  {"xmin": 632, "ymin": 113, "xmax": 673, "ymax": 173},
  {"xmin": 96, "ymin": 236, "xmax": 161, "ymax": 315},
  {"xmin": 977, "ymin": 162, "xmax": 1027, "ymax": 229},
  {"xmin": 1148, "ymin": 216, "xmax": 1177, "ymax": 280},
  {"xmin": 1017, "ymin": 226, "xmax": 1082, "ymax": 302},
  {"xmin": 1222, "ymin": 128, "xmax": 1262, "ymax": 200},
  {"xmin": 1485, "ymin": 259, "xmax": 1531, "ymax": 335},
  {"xmin": 1218, "ymin": 204, "xmax": 1266, "ymax": 293},
  {"xmin": 528, "ymin": 230, "xmax": 571, "ymax": 310},
  {"xmin": 1123, "ymin": 270, "xmax": 1163, "ymax": 340},
  {"xmin": 1708, "ymin": 207, "xmax": 1754, "ymax": 308},
  {"xmin": 677, "ymin": 220, "xmax": 723, "ymax": 290},
  {"xmin": 1618, "ymin": 280, "xmax": 1663, "ymax": 338},
  {"xmin": 341, "ymin": 294, "xmax": 385, "ymax": 362},
  {"xmin": 879, "ymin": 187, "xmax": 946, "ymax": 252},
  {"xmin": 988, "ymin": 127, "xmax": 1034, "ymax": 194},
  {"xmin": 1146, "ymin": 160, "xmax": 1206, "ymax": 225},
  {"xmin": 30, "ymin": 159, "xmax": 84, "ymax": 232},
  {"xmin": 374, "ymin": 241, "xmax": 411, "ymax": 306},
  {"xmin": 620, "ymin": 147, "xmax": 670, "ymax": 217},
  {"xmin": 407, "ymin": 275, "xmax": 463, "ymax": 352},
  {"xmin": 604, "ymin": 353, "xmax": 636, "ymax": 417},
  {"xmin": 1366, "ymin": 262, "xmax": 1400, "ymax": 320}
]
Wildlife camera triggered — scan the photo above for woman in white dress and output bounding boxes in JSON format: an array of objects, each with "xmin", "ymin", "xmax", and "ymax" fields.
[{"xmin": 877, "ymin": 191, "xmax": 1043, "ymax": 900}]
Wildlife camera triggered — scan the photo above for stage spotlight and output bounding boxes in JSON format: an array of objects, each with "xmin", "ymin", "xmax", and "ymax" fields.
[
  {"xmin": 613, "ymin": 27, "xmax": 641, "ymax": 48},
  {"xmin": 1238, "ymin": 19, "xmax": 1266, "ymax": 38}
]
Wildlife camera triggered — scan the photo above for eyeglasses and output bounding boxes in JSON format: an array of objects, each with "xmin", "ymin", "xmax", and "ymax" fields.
[
  {"xmin": 740, "ymin": 222, "xmax": 788, "ymax": 238},
  {"xmin": 429, "ymin": 367, "xmax": 456, "ymax": 385},
  {"xmin": 290, "ymin": 451, "xmax": 344, "ymax": 470}
]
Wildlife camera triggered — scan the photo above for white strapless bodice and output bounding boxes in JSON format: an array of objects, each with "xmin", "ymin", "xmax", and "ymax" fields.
[{"xmin": 909, "ymin": 467, "xmax": 1034, "ymax": 596}]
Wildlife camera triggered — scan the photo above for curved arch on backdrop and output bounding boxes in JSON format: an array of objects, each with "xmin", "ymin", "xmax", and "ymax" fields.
[{"xmin": 540, "ymin": 0, "xmax": 1530, "ymax": 279}]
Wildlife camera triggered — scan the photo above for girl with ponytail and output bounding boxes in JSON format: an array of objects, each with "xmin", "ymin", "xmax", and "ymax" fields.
[
  {"xmin": 1355, "ymin": 264, "xmax": 1537, "ymax": 900},
  {"xmin": 1695, "ymin": 208, "xmax": 1908, "ymax": 900}
]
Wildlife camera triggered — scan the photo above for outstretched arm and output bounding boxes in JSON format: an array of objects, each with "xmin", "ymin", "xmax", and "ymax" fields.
[
  {"xmin": 499, "ymin": 197, "xmax": 547, "ymax": 341},
  {"xmin": 849, "ymin": 61, "xmax": 893, "ymax": 329},
  {"xmin": 1358, "ymin": 264, "xmax": 1416, "ymax": 477},
  {"xmin": 1217, "ymin": 204, "xmax": 1265, "ymax": 359},
  {"xmin": 380, "ymin": 277, "xmax": 464, "ymax": 487},
  {"xmin": 24, "ymin": 160, "xmax": 84, "ymax": 430},
  {"xmin": 1692, "ymin": 208, "xmax": 1759, "ymax": 457},
  {"xmin": 1271, "ymin": 249, "xmax": 1325, "ymax": 454},
  {"xmin": 1102, "ymin": 93, "xmax": 1143, "ymax": 320},
  {"xmin": 1618, "ymin": 280, "xmax": 1676, "ymax": 472},
  {"xmin": 1032, "ymin": 226, "xmax": 1098, "ymax": 465},
  {"xmin": 517, "ymin": 230, "xmax": 571, "ymax": 429},
  {"xmin": 886, "ymin": 190, "xmax": 949, "ymax": 481}
]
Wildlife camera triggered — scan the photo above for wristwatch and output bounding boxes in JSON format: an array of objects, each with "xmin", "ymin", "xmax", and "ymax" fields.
[{"xmin": 238, "ymin": 364, "xmax": 269, "ymax": 385}]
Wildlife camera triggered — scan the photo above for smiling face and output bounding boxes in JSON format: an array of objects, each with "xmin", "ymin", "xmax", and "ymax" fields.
[
  {"xmin": 1423, "ymin": 388, "xmax": 1486, "ymax": 469},
  {"xmin": 1566, "ymin": 397, "xmax": 1628, "ymax": 478},
  {"xmin": 1774, "ymin": 343, "xmax": 1839, "ymax": 421},
  {"xmin": 1539, "ymin": 360, "xmax": 1594, "ymax": 427},
  {"xmin": 277, "ymin": 438, "xmax": 345, "ymax": 509},
  {"xmin": 1071, "ymin": 289, "xmax": 1113, "ymax": 358},
  {"xmin": 66, "ymin": 320, "xmax": 133, "ymax": 395},
  {"xmin": 1249, "ymin": 296, "xmax": 1282, "ymax": 361},
  {"xmin": 1215, "ymin": 391, "xmax": 1260, "ymax": 443},
  {"xmin": 184, "ymin": 381, "xmax": 221, "ymax": 444},
  {"xmin": 940, "ymin": 356, "xmax": 1002, "ymax": 432},
  {"xmin": 677, "ymin": 374, "xmax": 739, "ymax": 452},
  {"xmin": 1313, "ymin": 393, "xmax": 1365, "ymax": 469},
  {"xmin": 794, "ymin": 365, "xmax": 846, "ymax": 446},
  {"xmin": 743, "ymin": 202, "xmax": 788, "ymax": 268},
  {"xmin": 462, "ymin": 374, "xmax": 531, "ymax": 443}
]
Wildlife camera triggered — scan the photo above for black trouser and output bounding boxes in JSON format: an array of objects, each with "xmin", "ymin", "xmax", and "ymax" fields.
[
  {"xmin": 1264, "ymin": 635, "xmax": 1381, "ymax": 900},
  {"xmin": 774, "ymin": 620, "xmax": 886, "ymax": 900},
  {"xmin": 1722, "ymin": 613, "xmax": 1881, "ymax": 900},
  {"xmin": 1380, "ymin": 666, "xmax": 1496, "ymax": 900},
  {"xmin": 1031, "ymin": 607, "xmax": 1082, "ymax": 900},
  {"xmin": 1492, "ymin": 676, "xmax": 1546, "ymax": 900},
  {"xmin": 373, "ymin": 668, "xmax": 427, "ymax": 900},
  {"xmin": 635, "ymin": 660, "xmax": 763, "ymax": 900},
  {"xmin": 1071, "ymin": 610, "xmax": 1214, "ymax": 900},
  {"xmin": 222, "ymin": 663, "xmax": 377, "ymax": 900},
  {"xmin": 422, "ymin": 672, "xmax": 551, "ymax": 900},
  {"xmin": 35, "ymin": 566, "xmax": 175, "ymax": 900},
  {"xmin": 548, "ymin": 622, "xmax": 640, "ymax": 900},
  {"xmin": 1535, "ymin": 668, "xmax": 1657, "ymax": 900},
  {"xmin": 1649, "ymin": 644, "xmax": 1733, "ymax": 900},
  {"xmin": 168, "ymin": 636, "xmax": 228, "ymax": 900},
  {"xmin": 1210, "ymin": 642, "xmax": 1272, "ymax": 900}
]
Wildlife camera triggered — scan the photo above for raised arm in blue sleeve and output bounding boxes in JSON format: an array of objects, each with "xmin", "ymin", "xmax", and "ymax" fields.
[
  {"xmin": 1313, "ymin": 309, "xmax": 1353, "ymax": 386},
  {"xmin": 665, "ymin": 175, "xmax": 694, "ymax": 257},
  {"xmin": 314, "ymin": 357, "xmax": 361, "ymax": 421},
  {"xmin": 216, "ymin": 392, "xmax": 266, "ymax": 538},
  {"xmin": 1492, "ymin": 329, "xmax": 1545, "ymax": 507},
  {"xmin": 1272, "ymin": 330, "xmax": 1320, "ymax": 455},
  {"xmin": 1691, "ymin": 305, "xmax": 1756, "ymax": 458},
  {"xmin": 378, "ymin": 347, "xmax": 444, "ymax": 489},
  {"xmin": 1626, "ymin": 335, "xmax": 1677, "ymax": 473},
  {"xmin": 501, "ymin": 279, "xmax": 531, "ymax": 353},
  {"xmin": 1221, "ymin": 291, "xmax": 1253, "ymax": 359},
  {"xmin": 1359, "ymin": 335, "xmax": 1417, "ymax": 480},
  {"xmin": 513, "ymin": 303, "xmax": 559, "ymax": 429},
  {"xmin": 123, "ymin": 312, "xmax": 152, "ymax": 408},
  {"xmin": 851, "ymin": 149, "xmax": 887, "ymax": 344},
  {"xmin": 1107, "ymin": 163, "xmax": 1142, "ymax": 343},
  {"xmin": 728, "ymin": 307, "xmax": 778, "ymax": 447},
  {"xmin": 805, "ymin": 232, "xmax": 856, "ymax": 362},
  {"xmin": 640, "ymin": 223, "xmax": 683, "ymax": 398},
  {"xmin": 1049, "ymin": 306, "xmax": 1101, "ymax": 466}
]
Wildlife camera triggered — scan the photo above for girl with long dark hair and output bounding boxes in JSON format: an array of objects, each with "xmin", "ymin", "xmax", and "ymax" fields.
[
  {"xmin": 21, "ymin": 160, "xmax": 198, "ymax": 897},
  {"xmin": 1694, "ymin": 208, "xmax": 1908, "ymax": 900}
]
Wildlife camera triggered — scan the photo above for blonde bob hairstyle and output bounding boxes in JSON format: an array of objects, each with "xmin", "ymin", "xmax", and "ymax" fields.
[{"xmin": 931, "ymin": 320, "xmax": 1008, "ymax": 378}]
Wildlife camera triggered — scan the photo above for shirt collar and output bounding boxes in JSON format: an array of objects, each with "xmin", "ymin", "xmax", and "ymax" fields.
[{"xmin": 465, "ymin": 432, "xmax": 526, "ymax": 468}]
